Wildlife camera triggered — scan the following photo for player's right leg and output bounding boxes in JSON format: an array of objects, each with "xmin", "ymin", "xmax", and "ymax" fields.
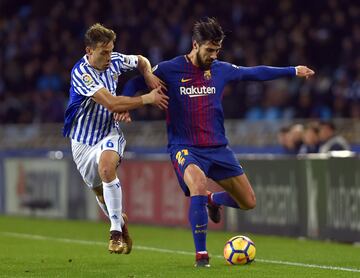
[
  {"xmin": 92, "ymin": 186, "xmax": 109, "ymax": 217},
  {"xmin": 183, "ymin": 164, "xmax": 211, "ymax": 267},
  {"xmin": 170, "ymin": 147, "xmax": 211, "ymax": 267}
]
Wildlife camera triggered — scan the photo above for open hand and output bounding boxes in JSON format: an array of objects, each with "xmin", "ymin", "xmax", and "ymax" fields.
[
  {"xmin": 144, "ymin": 72, "xmax": 167, "ymax": 93},
  {"xmin": 148, "ymin": 87, "xmax": 169, "ymax": 110},
  {"xmin": 113, "ymin": 111, "xmax": 132, "ymax": 123}
]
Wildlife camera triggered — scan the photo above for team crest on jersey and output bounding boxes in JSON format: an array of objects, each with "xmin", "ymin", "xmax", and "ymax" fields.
[
  {"xmin": 82, "ymin": 73, "xmax": 94, "ymax": 86},
  {"xmin": 204, "ymin": 70, "xmax": 211, "ymax": 80},
  {"xmin": 112, "ymin": 73, "xmax": 118, "ymax": 82}
]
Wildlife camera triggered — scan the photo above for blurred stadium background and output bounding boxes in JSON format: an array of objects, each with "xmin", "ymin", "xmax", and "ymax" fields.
[{"xmin": 0, "ymin": 0, "xmax": 360, "ymax": 271}]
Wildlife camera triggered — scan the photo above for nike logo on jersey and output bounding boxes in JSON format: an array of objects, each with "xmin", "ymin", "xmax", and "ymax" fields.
[
  {"xmin": 181, "ymin": 78, "xmax": 192, "ymax": 83},
  {"xmin": 195, "ymin": 223, "xmax": 207, "ymax": 228}
]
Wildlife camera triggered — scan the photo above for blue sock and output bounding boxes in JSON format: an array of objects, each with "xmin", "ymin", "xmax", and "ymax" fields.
[
  {"xmin": 189, "ymin": 195, "xmax": 208, "ymax": 252},
  {"xmin": 212, "ymin": 191, "xmax": 239, "ymax": 208}
]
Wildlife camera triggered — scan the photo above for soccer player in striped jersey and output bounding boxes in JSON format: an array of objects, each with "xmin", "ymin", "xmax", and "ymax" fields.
[
  {"xmin": 63, "ymin": 23, "xmax": 168, "ymax": 254},
  {"xmin": 122, "ymin": 17, "xmax": 314, "ymax": 267}
]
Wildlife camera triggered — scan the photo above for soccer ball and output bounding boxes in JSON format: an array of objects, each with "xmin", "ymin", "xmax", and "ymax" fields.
[{"xmin": 223, "ymin": 235, "xmax": 256, "ymax": 265}]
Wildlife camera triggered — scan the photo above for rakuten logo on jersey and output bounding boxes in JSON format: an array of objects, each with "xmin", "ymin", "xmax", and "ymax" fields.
[{"xmin": 179, "ymin": 86, "xmax": 216, "ymax": 98}]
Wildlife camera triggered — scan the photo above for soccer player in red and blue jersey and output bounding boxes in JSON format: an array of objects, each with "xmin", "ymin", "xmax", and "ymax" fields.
[{"xmin": 122, "ymin": 17, "xmax": 314, "ymax": 267}]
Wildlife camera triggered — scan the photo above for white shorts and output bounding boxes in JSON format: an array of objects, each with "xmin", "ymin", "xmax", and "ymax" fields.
[{"xmin": 71, "ymin": 130, "xmax": 126, "ymax": 189}]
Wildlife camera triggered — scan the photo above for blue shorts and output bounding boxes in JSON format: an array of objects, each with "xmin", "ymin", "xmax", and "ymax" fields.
[{"xmin": 169, "ymin": 145, "xmax": 244, "ymax": 196}]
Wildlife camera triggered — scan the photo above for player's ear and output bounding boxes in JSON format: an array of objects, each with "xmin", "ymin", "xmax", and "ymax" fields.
[
  {"xmin": 86, "ymin": 46, "xmax": 91, "ymax": 55},
  {"xmin": 193, "ymin": 40, "xmax": 199, "ymax": 50}
]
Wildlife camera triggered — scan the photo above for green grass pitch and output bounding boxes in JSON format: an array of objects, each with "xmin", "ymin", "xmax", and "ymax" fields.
[{"xmin": 0, "ymin": 216, "xmax": 359, "ymax": 277}]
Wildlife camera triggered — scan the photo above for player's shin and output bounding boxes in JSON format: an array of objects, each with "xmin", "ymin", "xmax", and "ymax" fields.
[
  {"xmin": 96, "ymin": 196, "xmax": 109, "ymax": 218},
  {"xmin": 212, "ymin": 191, "xmax": 239, "ymax": 208},
  {"xmin": 103, "ymin": 178, "xmax": 124, "ymax": 231},
  {"xmin": 189, "ymin": 195, "xmax": 208, "ymax": 252}
]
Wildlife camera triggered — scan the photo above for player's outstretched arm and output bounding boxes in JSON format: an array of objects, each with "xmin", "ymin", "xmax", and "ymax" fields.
[
  {"xmin": 92, "ymin": 87, "xmax": 168, "ymax": 113},
  {"xmin": 231, "ymin": 65, "xmax": 315, "ymax": 81}
]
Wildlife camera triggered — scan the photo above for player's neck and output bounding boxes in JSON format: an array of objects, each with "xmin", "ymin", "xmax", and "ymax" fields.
[
  {"xmin": 187, "ymin": 51, "xmax": 200, "ymax": 68},
  {"xmin": 86, "ymin": 55, "xmax": 101, "ymax": 71}
]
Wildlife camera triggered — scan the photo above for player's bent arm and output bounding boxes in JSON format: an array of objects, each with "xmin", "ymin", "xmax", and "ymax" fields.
[
  {"xmin": 137, "ymin": 55, "xmax": 166, "ymax": 91},
  {"xmin": 92, "ymin": 88, "xmax": 143, "ymax": 112},
  {"xmin": 137, "ymin": 55, "xmax": 152, "ymax": 76},
  {"xmin": 92, "ymin": 87, "xmax": 168, "ymax": 113}
]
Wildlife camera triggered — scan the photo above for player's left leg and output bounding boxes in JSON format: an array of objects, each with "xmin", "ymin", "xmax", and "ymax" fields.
[
  {"xmin": 215, "ymin": 173, "xmax": 256, "ymax": 210},
  {"xmin": 206, "ymin": 174, "xmax": 256, "ymax": 225},
  {"xmin": 71, "ymin": 135, "xmax": 131, "ymax": 254},
  {"xmin": 98, "ymin": 150, "xmax": 125, "ymax": 254},
  {"xmin": 206, "ymin": 146, "xmax": 256, "ymax": 220},
  {"xmin": 97, "ymin": 133, "xmax": 132, "ymax": 255}
]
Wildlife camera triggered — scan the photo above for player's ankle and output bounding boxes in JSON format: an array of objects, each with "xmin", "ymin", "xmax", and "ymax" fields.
[{"xmin": 207, "ymin": 192, "xmax": 218, "ymax": 207}]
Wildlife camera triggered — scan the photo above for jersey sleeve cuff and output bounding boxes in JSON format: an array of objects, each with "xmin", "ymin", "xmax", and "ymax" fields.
[{"xmin": 293, "ymin": 67, "xmax": 298, "ymax": 76}]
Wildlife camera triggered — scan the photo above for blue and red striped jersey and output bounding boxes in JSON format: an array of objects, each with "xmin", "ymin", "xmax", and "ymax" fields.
[{"xmin": 123, "ymin": 55, "xmax": 295, "ymax": 148}]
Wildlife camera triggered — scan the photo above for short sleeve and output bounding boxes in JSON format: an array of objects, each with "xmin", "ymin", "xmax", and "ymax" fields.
[
  {"xmin": 71, "ymin": 65, "xmax": 104, "ymax": 96},
  {"xmin": 112, "ymin": 52, "xmax": 139, "ymax": 74}
]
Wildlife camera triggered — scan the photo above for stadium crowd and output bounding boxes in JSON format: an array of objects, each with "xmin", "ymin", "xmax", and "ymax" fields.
[
  {"xmin": 277, "ymin": 120, "xmax": 350, "ymax": 154},
  {"xmin": 1, "ymin": 0, "xmax": 359, "ymax": 123}
]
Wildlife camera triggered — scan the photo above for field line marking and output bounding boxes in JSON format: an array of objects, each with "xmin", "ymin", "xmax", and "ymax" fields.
[{"xmin": 1, "ymin": 231, "xmax": 360, "ymax": 273}]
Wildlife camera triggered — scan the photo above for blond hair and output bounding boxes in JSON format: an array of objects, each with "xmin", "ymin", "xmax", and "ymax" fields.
[{"xmin": 84, "ymin": 23, "xmax": 116, "ymax": 48}]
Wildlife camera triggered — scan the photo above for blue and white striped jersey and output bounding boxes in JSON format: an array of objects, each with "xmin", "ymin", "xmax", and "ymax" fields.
[{"xmin": 63, "ymin": 52, "xmax": 138, "ymax": 146}]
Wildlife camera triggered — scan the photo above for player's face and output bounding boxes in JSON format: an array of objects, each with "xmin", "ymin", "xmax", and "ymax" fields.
[
  {"xmin": 195, "ymin": 40, "xmax": 221, "ymax": 70},
  {"xmin": 87, "ymin": 41, "xmax": 114, "ymax": 71}
]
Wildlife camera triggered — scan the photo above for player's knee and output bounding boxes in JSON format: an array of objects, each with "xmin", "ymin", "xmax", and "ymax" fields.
[
  {"xmin": 188, "ymin": 176, "xmax": 207, "ymax": 195},
  {"xmin": 98, "ymin": 164, "xmax": 116, "ymax": 183},
  {"xmin": 243, "ymin": 194, "xmax": 256, "ymax": 210}
]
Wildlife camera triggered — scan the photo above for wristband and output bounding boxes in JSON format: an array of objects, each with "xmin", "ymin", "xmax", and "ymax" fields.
[{"xmin": 141, "ymin": 94, "xmax": 153, "ymax": 104}]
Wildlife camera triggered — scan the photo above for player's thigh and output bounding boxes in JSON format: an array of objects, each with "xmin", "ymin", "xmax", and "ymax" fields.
[
  {"xmin": 184, "ymin": 164, "xmax": 208, "ymax": 196},
  {"xmin": 216, "ymin": 174, "xmax": 256, "ymax": 209},
  {"xmin": 169, "ymin": 146, "xmax": 209, "ymax": 196},
  {"xmin": 97, "ymin": 134, "xmax": 126, "ymax": 182},
  {"xmin": 98, "ymin": 151, "xmax": 120, "ymax": 182}
]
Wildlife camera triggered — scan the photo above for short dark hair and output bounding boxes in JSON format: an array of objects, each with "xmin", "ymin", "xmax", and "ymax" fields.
[
  {"xmin": 84, "ymin": 23, "xmax": 116, "ymax": 48},
  {"xmin": 192, "ymin": 17, "xmax": 225, "ymax": 45}
]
